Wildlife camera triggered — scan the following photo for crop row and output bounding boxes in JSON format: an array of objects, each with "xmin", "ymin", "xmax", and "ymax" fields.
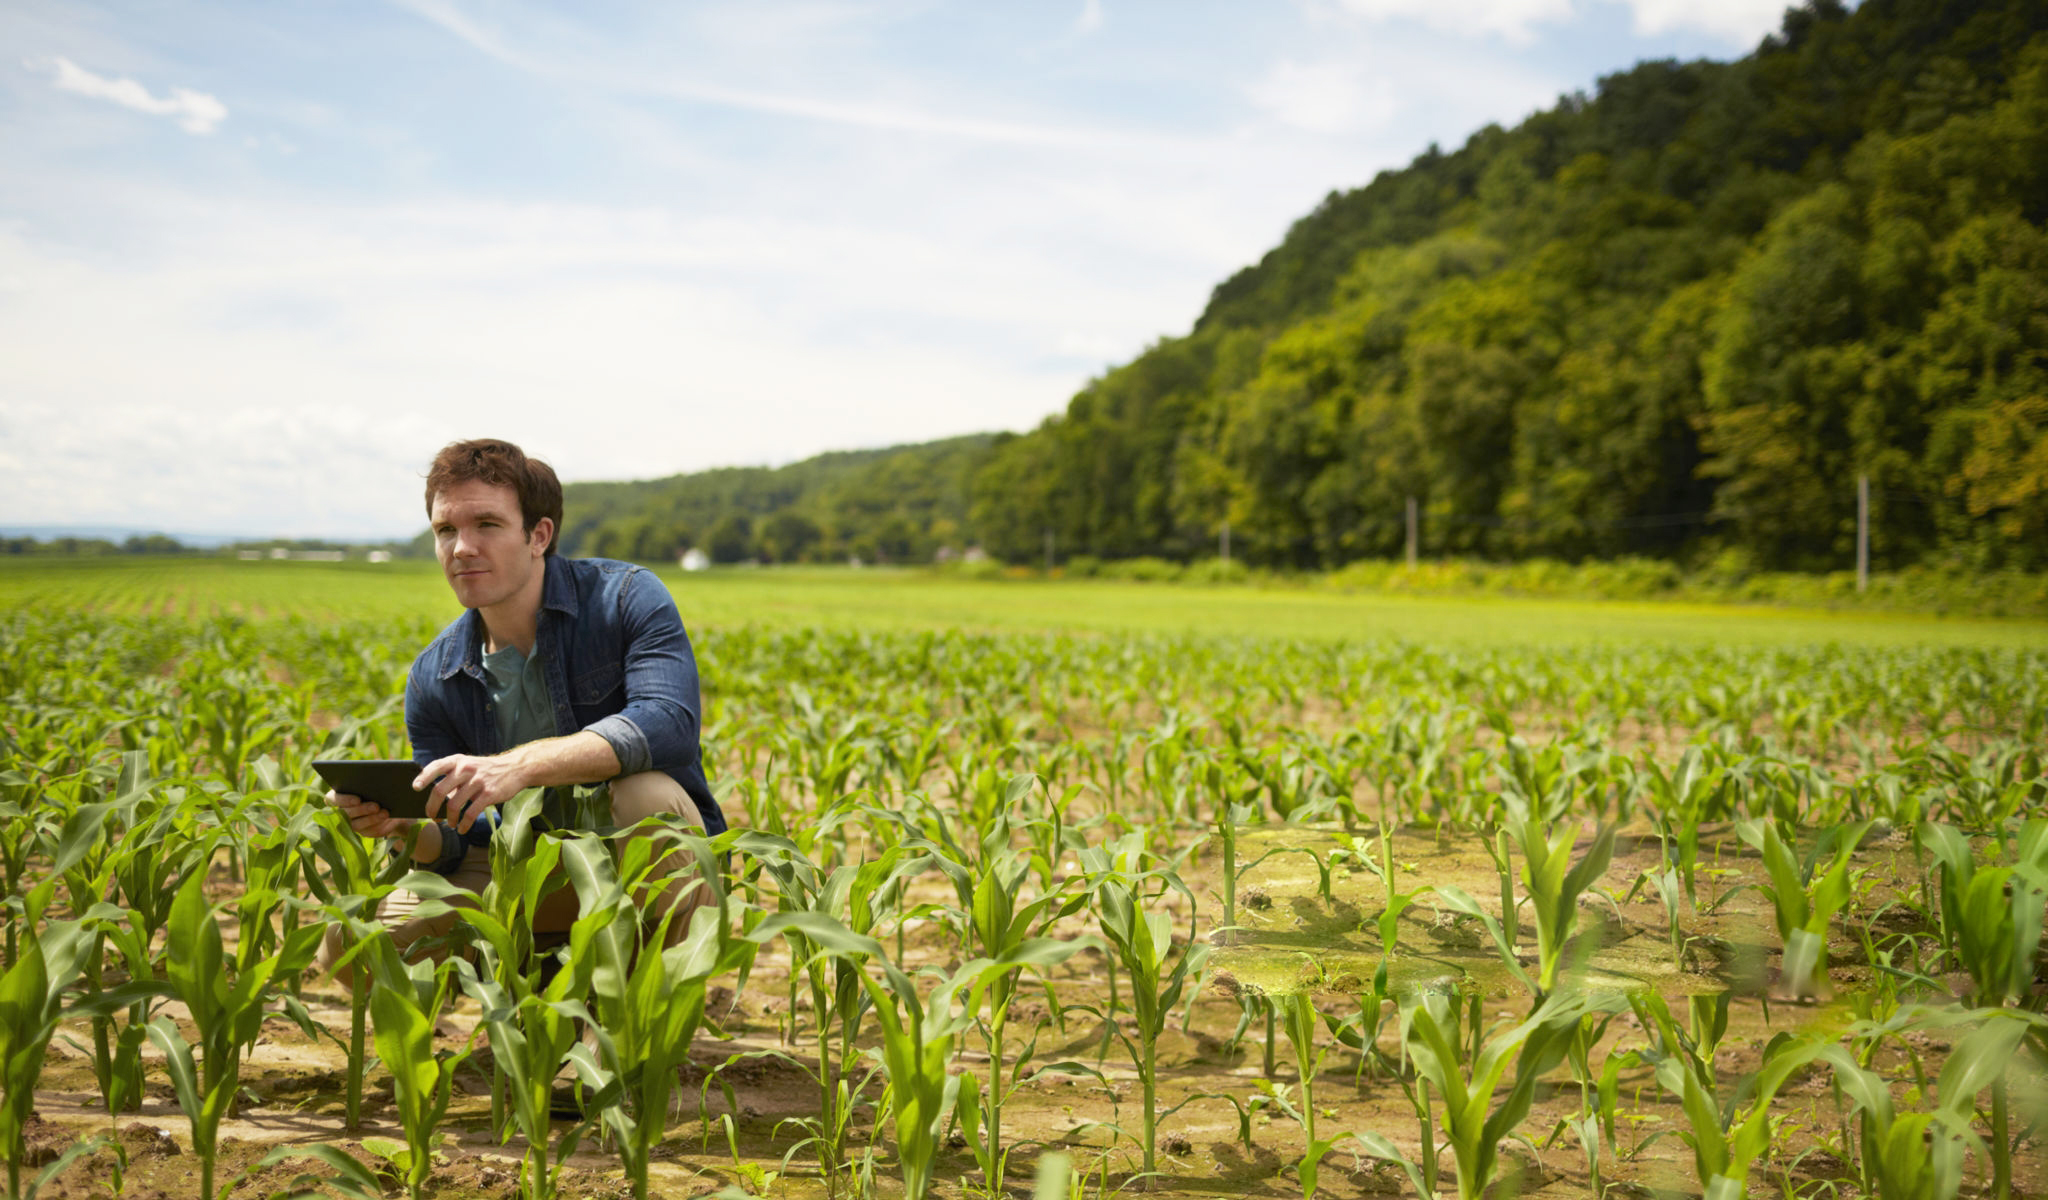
[{"xmin": 0, "ymin": 609, "xmax": 2043, "ymax": 1198}]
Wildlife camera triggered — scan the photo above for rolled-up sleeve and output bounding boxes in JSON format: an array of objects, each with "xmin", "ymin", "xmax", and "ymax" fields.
[
  {"xmin": 585, "ymin": 569, "xmax": 701, "ymax": 778},
  {"xmin": 586, "ymin": 711, "xmax": 651, "ymax": 776}
]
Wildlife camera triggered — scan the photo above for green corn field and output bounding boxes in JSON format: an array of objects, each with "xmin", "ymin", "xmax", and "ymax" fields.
[{"xmin": 2, "ymin": 557, "xmax": 2045, "ymax": 1200}]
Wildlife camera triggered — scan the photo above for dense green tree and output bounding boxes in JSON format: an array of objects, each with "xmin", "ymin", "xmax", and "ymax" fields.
[
  {"xmin": 706, "ymin": 514, "xmax": 755, "ymax": 564},
  {"xmin": 759, "ymin": 511, "xmax": 823, "ymax": 563}
]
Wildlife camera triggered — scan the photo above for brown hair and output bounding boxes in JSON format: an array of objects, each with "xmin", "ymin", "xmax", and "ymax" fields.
[{"xmin": 424, "ymin": 439, "xmax": 564, "ymax": 556}]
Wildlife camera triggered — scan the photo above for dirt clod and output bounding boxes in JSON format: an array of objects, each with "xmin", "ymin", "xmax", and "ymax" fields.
[{"xmin": 120, "ymin": 1124, "xmax": 181, "ymax": 1158}]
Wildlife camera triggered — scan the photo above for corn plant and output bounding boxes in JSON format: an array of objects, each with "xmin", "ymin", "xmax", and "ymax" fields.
[
  {"xmin": 1209, "ymin": 792, "xmax": 1260, "ymax": 930},
  {"xmin": 576, "ymin": 831, "xmax": 755, "ymax": 1200},
  {"xmin": 927, "ymin": 831, "xmax": 1090, "ymax": 1191},
  {"xmin": 1736, "ymin": 818, "xmax": 1868, "ymax": 999},
  {"xmin": 1829, "ymin": 1008, "xmax": 2044, "ymax": 1200},
  {"xmin": 734, "ymin": 828, "xmax": 920, "ymax": 1188},
  {"xmin": 1356, "ymin": 990, "xmax": 1603, "ymax": 1200},
  {"xmin": 453, "ymin": 894, "xmax": 615, "ymax": 1200},
  {"xmin": 403, "ymin": 804, "xmax": 612, "ymax": 1200},
  {"xmin": 950, "ymin": 911, "xmax": 1089, "ymax": 1190},
  {"xmin": 305, "ymin": 804, "xmax": 425, "ymax": 1132},
  {"xmin": 1630, "ymin": 995, "xmax": 1834, "ymax": 1200},
  {"xmin": 1081, "ymin": 856, "xmax": 1206, "ymax": 1186},
  {"xmin": 137, "ymin": 870, "xmax": 325, "ymax": 1200},
  {"xmin": 2, "ymin": 883, "xmax": 91, "ymax": 1200},
  {"xmin": 1497, "ymin": 798, "xmax": 1616, "ymax": 1001},
  {"xmin": 1273, "ymin": 989, "xmax": 1373, "ymax": 1198},
  {"xmin": 745, "ymin": 808, "xmax": 875, "ymax": 1045},
  {"xmin": 865, "ymin": 960, "xmax": 975, "ymax": 1200},
  {"xmin": 43, "ymin": 751, "xmax": 174, "ymax": 1114},
  {"xmin": 403, "ymin": 788, "xmax": 566, "ymax": 1137},
  {"xmin": 1640, "ymin": 746, "xmax": 1739, "ymax": 903},
  {"xmin": 1918, "ymin": 819, "xmax": 2048, "ymax": 1006},
  {"xmin": 362, "ymin": 934, "xmax": 471, "ymax": 1200}
]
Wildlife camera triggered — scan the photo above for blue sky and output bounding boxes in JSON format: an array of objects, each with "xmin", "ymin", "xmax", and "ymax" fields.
[{"xmin": 1, "ymin": 0, "xmax": 1796, "ymax": 539}]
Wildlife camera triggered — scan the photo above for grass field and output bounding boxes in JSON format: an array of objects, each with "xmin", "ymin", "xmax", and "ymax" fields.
[{"xmin": 4, "ymin": 556, "xmax": 2043, "ymax": 647}]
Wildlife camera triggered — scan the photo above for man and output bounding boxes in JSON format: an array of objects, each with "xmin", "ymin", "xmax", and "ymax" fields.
[{"xmin": 321, "ymin": 438, "xmax": 725, "ymax": 978}]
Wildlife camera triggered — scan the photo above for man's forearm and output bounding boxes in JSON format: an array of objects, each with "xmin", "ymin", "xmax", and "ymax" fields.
[
  {"xmin": 502, "ymin": 730, "xmax": 625, "ymax": 789},
  {"xmin": 415, "ymin": 730, "xmax": 630, "ymax": 833}
]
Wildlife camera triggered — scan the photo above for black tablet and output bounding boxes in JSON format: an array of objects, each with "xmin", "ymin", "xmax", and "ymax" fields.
[{"xmin": 312, "ymin": 760, "xmax": 441, "ymax": 821}]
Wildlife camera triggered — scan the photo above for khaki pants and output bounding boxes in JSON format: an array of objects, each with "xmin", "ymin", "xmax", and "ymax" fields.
[{"xmin": 319, "ymin": 771, "xmax": 712, "ymax": 988}]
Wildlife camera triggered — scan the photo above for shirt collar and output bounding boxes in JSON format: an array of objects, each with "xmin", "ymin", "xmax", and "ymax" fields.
[
  {"xmin": 440, "ymin": 610, "xmax": 482, "ymax": 680},
  {"xmin": 439, "ymin": 558, "xmax": 573, "ymax": 679},
  {"xmin": 540, "ymin": 555, "xmax": 579, "ymax": 618}
]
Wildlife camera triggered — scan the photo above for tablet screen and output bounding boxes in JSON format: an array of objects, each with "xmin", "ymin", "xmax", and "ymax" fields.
[{"xmin": 311, "ymin": 759, "xmax": 440, "ymax": 821}]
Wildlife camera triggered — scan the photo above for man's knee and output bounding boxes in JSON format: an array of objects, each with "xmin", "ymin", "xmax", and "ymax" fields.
[{"xmin": 609, "ymin": 771, "xmax": 705, "ymax": 830}]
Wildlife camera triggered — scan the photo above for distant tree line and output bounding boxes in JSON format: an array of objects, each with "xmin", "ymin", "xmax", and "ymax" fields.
[
  {"xmin": 555, "ymin": 436, "xmax": 993, "ymax": 564},
  {"xmin": 3, "ymin": 534, "xmax": 196, "ymax": 556},
  {"xmin": 555, "ymin": 0, "xmax": 2048, "ymax": 575},
  {"xmin": 3, "ymin": 535, "xmax": 422, "ymax": 558}
]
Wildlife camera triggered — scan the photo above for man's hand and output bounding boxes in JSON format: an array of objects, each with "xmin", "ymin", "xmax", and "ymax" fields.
[
  {"xmin": 327, "ymin": 789, "xmax": 417, "ymax": 840},
  {"xmin": 415, "ymin": 754, "xmax": 532, "ymax": 833}
]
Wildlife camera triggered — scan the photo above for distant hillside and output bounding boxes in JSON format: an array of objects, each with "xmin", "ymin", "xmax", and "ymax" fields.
[
  {"xmin": 573, "ymin": 0, "xmax": 2048, "ymax": 573},
  {"xmin": 970, "ymin": 0, "xmax": 2048, "ymax": 573},
  {"xmin": 557, "ymin": 434, "xmax": 999, "ymax": 563}
]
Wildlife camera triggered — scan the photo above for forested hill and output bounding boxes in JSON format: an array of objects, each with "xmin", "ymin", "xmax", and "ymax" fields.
[
  {"xmin": 557, "ymin": 435, "xmax": 996, "ymax": 564},
  {"xmin": 573, "ymin": 0, "xmax": 2048, "ymax": 573}
]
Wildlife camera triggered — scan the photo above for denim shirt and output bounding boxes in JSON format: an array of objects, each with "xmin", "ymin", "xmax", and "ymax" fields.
[{"xmin": 404, "ymin": 556, "xmax": 728, "ymax": 871}]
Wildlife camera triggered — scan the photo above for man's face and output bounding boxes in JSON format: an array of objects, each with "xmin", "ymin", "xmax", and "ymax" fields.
[{"xmin": 429, "ymin": 480, "xmax": 552, "ymax": 611}]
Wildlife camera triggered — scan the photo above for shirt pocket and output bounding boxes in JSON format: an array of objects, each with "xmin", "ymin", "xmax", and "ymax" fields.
[{"xmin": 571, "ymin": 660, "xmax": 624, "ymax": 708}]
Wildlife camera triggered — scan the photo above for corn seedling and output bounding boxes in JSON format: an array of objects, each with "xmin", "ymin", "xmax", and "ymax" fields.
[
  {"xmin": 1081, "ymin": 856, "xmax": 1205, "ymax": 1187},
  {"xmin": 362, "ymin": 934, "xmax": 471, "ymax": 1200},
  {"xmin": 934, "ymin": 841, "xmax": 1089, "ymax": 1192},
  {"xmin": 2, "ymin": 884, "xmax": 89, "ymax": 1200},
  {"xmin": 1632, "ymin": 993, "xmax": 1833, "ymax": 1200},
  {"xmin": 865, "ymin": 959, "xmax": 975, "ymax": 1200},
  {"xmin": 1822, "ymin": 1010, "xmax": 2041, "ymax": 1200},
  {"xmin": 1210, "ymin": 793, "xmax": 1260, "ymax": 931},
  {"xmin": 1918, "ymin": 819, "xmax": 2048, "ymax": 1006},
  {"xmin": 1499, "ymin": 797, "xmax": 1616, "ymax": 1001},
  {"xmin": 735, "ymin": 827, "xmax": 924, "ymax": 1183},
  {"xmin": 453, "ymin": 896, "xmax": 616, "ymax": 1200},
  {"xmin": 1736, "ymin": 818, "xmax": 1868, "ymax": 1000},
  {"xmin": 403, "ymin": 788, "xmax": 566, "ymax": 1137},
  {"xmin": 140, "ymin": 870, "xmax": 325, "ymax": 1200},
  {"xmin": 1275, "ymin": 990, "xmax": 1368, "ymax": 1198},
  {"xmin": 578, "ymin": 831, "xmax": 756, "ymax": 1200},
  {"xmin": 306, "ymin": 801, "xmax": 425, "ymax": 1132},
  {"xmin": 1358, "ymin": 990, "xmax": 1600, "ymax": 1200}
]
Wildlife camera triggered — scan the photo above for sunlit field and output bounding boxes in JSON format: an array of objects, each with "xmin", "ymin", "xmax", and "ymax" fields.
[
  {"xmin": 3, "ymin": 556, "xmax": 2044, "ymax": 1199},
  {"xmin": 3, "ymin": 556, "xmax": 2042, "ymax": 647}
]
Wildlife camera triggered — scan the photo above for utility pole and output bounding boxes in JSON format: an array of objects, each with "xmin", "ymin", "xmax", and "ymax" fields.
[
  {"xmin": 1856, "ymin": 474, "xmax": 1869, "ymax": 592},
  {"xmin": 1220, "ymin": 519, "xmax": 1230, "ymax": 565},
  {"xmin": 1405, "ymin": 496, "xmax": 1418, "ymax": 568},
  {"xmin": 1044, "ymin": 528, "xmax": 1055, "ymax": 575}
]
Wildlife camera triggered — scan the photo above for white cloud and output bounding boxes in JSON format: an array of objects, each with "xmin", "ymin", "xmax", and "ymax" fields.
[
  {"xmin": 1244, "ymin": 59, "xmax": 1400, "ymax": 135},
  {"xmin": 1075, "ymin": 0, "xmax": 1105, "ymax": 36},
  {"xmin": 0, "ymin": 196, "xmax": 1181, "ymax": 537},
  {"xmin": 34, "ymin": 55, "xmax": 227, "ymax": 134},
  {"xmin": 1614, "ymin": 0, "xmax": 1789, "ymax": 47},
  {"xmin": 1328, "ymin": 0, "xmax": 1577, "ymax": 42}
]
